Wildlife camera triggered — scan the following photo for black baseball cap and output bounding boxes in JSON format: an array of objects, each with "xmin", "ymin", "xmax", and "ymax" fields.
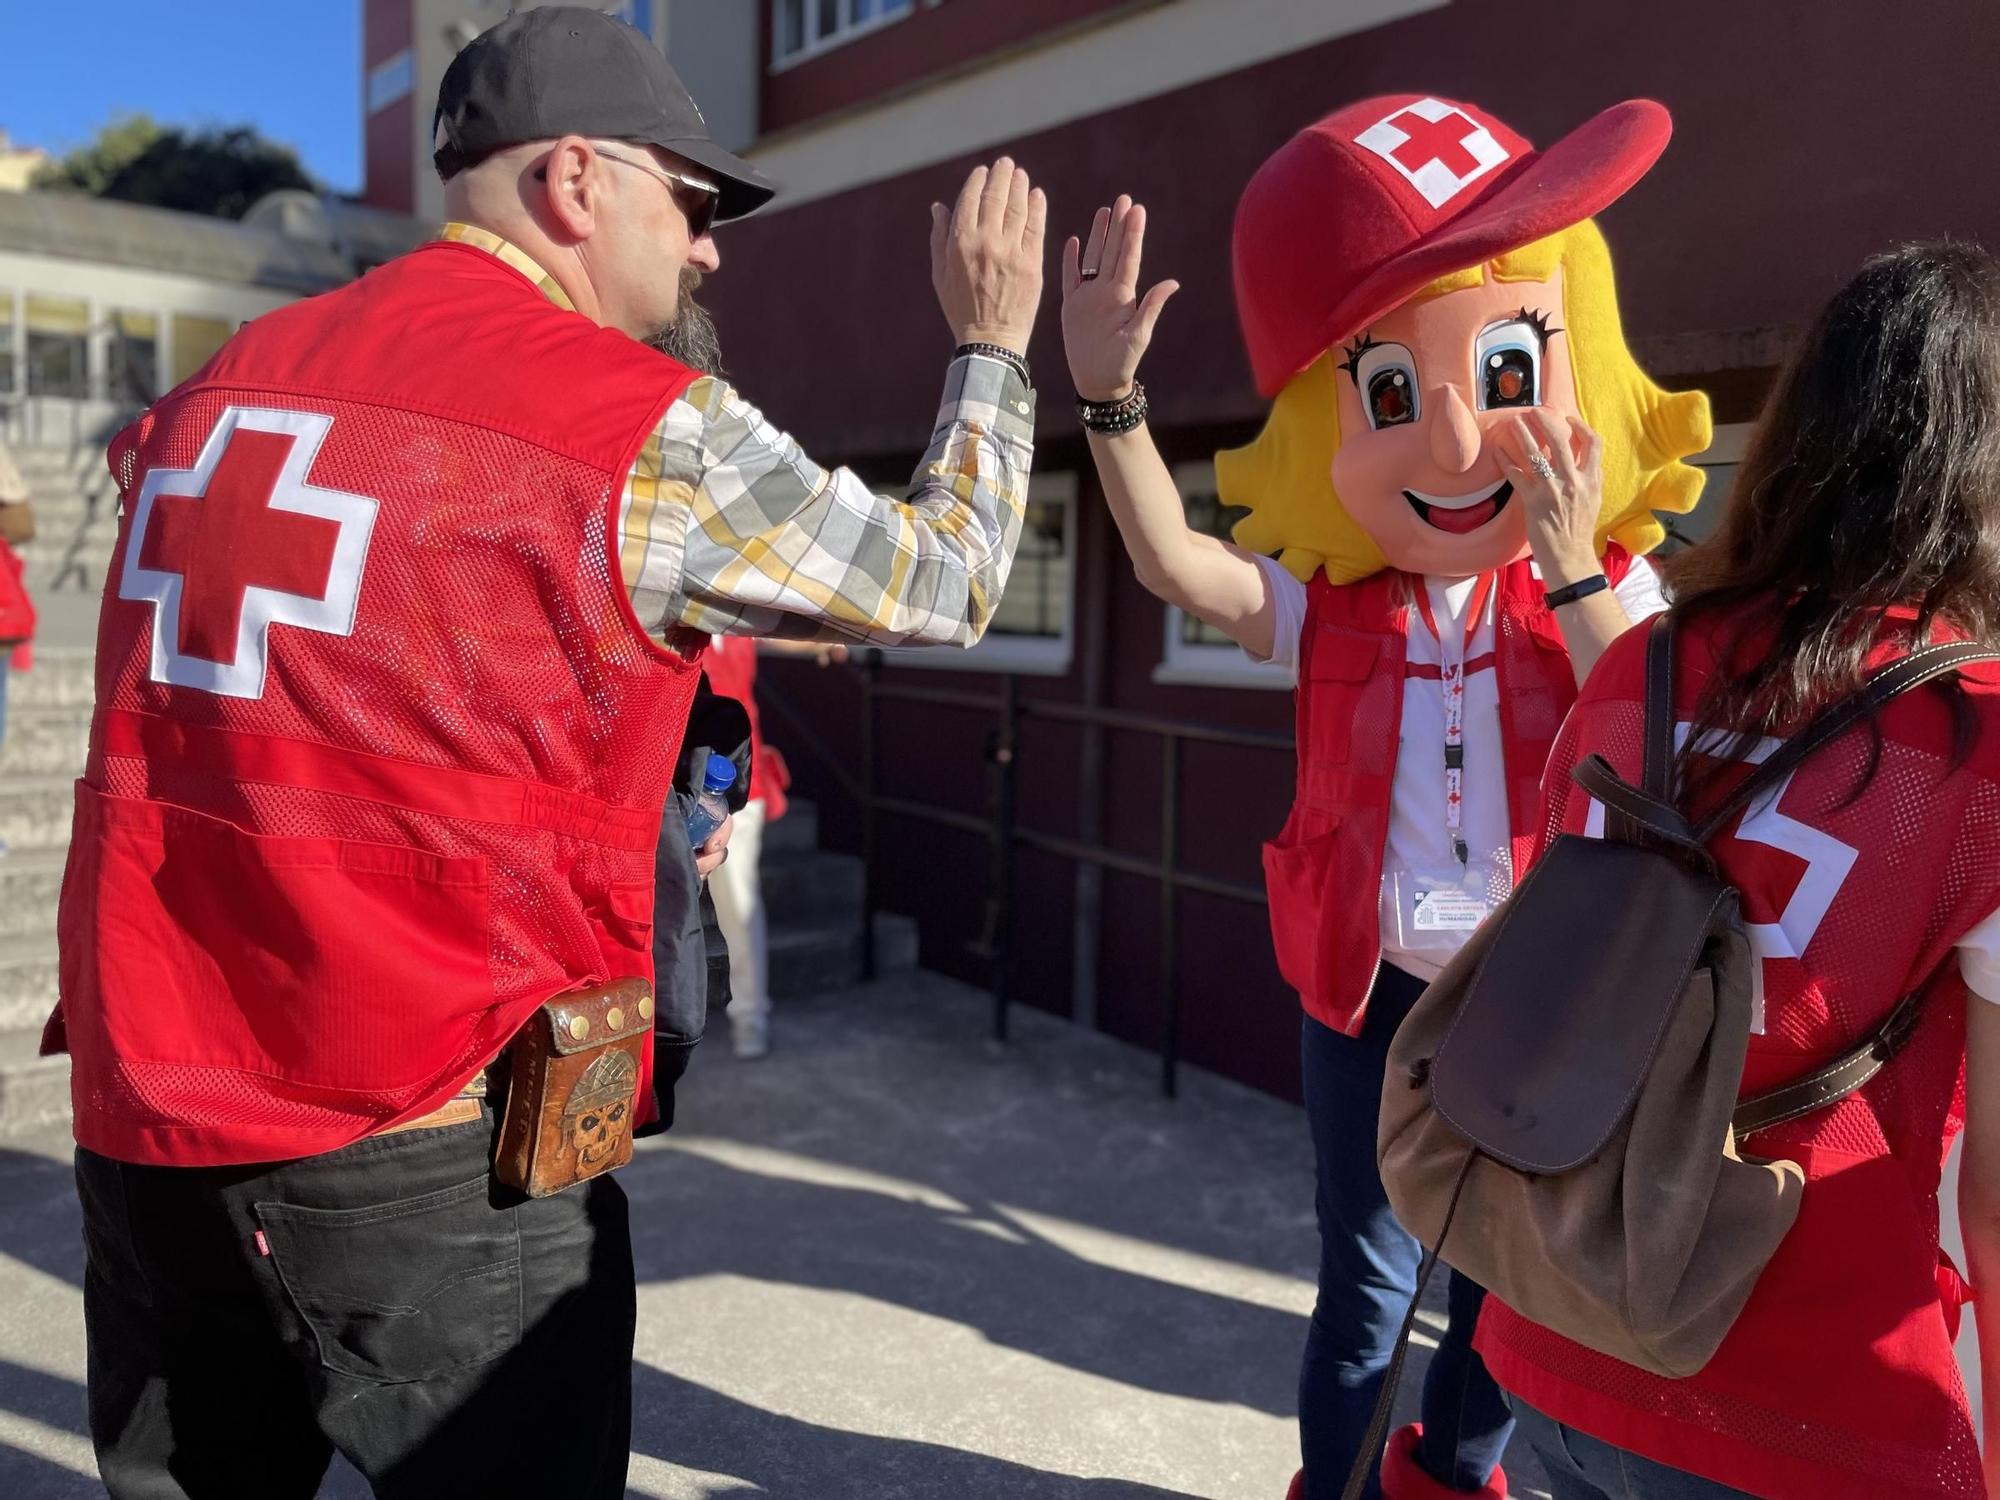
[{"xmin": 432, "ymin": 6, "xmax": 775, "ymax": 224}]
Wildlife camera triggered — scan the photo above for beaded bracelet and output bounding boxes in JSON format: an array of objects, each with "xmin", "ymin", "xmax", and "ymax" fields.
[
  {"xmin": 1077, "ymin": 381, "xmax": 1148, "ymax": 435},
  {"xmin": 955, "ymin": 342, "xmax": 1031, "ymax": 386}
]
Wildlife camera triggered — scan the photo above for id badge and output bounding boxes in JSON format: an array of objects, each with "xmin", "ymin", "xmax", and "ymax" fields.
[{"xmin": 1388, "ymin": 864, "xmax": 1498, "ymax": 953}]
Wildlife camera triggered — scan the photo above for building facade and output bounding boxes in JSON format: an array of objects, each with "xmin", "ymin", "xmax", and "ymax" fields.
[{"xmin": 357, "ymin": 0, "xmax": 2000, "ymax": 1098}]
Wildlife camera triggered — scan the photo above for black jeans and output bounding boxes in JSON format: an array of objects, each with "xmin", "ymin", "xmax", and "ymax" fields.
[
  {"xmin": 1299, "ymin": 965, "xmax": 1514, "ymax": 1499},
  {"xmin": 77, "ymin": 1107, "xmax": 636, "ymax": 1499}
]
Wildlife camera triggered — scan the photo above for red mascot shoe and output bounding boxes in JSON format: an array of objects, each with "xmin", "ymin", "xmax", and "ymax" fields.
[
  {"xmin": 1285, "ymin": 1470, "xmax": 1304, "ymax": 1500},
  {"xmin": 1379, "ymin": 1423, "xmax": 1507, "ymax": 1498}
]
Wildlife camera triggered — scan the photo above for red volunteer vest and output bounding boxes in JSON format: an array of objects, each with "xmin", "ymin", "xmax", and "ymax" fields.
[
  {"xmin": 1478, "ymin": 613, "xmax": 2000, "ymax": 1500},
  {"xmin": 54, "ymin": 242, "xmax": 705, "ymax": 1166},
  {"xmin": 0, "ymin": 538, "xmax": 33, "ymax": 669},
  {"xmin": 1263, "ymin": 550, "xmax": 1633, "ymax": 1036},
  {"xmin": 701, "ymin": 636, "xmax": 788, "ymax": 822}
]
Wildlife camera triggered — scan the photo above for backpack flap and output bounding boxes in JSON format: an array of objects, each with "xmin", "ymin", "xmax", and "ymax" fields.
[{"xmin": 1428, "ymin": 833, "xmax": 1738, "ymax": 1174}]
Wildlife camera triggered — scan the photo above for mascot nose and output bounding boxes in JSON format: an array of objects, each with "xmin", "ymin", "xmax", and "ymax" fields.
[{"xmin": 1429, "ymin": 385, "xmax": 1482, "ymax": 474}]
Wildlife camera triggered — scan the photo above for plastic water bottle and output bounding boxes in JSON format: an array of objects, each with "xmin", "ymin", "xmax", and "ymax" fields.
[{"xmin": 683, "ymin": 752, "xmax": 736, "ymax": 849}]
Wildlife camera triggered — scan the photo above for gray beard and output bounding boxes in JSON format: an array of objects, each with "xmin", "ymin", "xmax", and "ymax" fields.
[{"xmin": 646, "ymin": 270, "xmax": 724, "ymax": 376}]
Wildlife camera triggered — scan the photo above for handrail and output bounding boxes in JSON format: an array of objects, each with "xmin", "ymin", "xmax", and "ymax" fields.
[{"xmin": 756, "ymin": 646, "xmax": 1292, "ymax": 1097}]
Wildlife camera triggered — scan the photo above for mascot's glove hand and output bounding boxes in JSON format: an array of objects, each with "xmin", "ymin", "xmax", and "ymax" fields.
[
  {"xmin": 1496, "ymin": 409, "xmax": 1607, "ymax": 586},
  {"xmin": 1060, "ymin": 195, "xmax": 1180, "ymax": 405},
  {"xmin": 931, "ymin": 158, "xmax": 1046, "ymax": 357}
]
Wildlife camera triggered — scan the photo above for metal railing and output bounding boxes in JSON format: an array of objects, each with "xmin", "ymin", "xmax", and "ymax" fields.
[{"xmin": 758, "ymin": 651, "xmax": 1293, "ymax": 1097}]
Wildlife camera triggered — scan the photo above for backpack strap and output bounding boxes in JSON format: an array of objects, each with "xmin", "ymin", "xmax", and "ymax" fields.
[
  {"xmin": 1732, "ymin": 987, "xmax": 1927, "ymax": 1138},
  {"xmin": 1693, "ymin": 639, "xmax": 2000, "ymax": 843}
]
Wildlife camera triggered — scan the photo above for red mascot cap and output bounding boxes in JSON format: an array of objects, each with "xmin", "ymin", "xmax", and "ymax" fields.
[{"xmin": 1233, "ymin": 94, "xmax": 1672, "ymax": 397}]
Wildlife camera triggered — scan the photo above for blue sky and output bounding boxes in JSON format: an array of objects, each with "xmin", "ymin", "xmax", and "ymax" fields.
[{"xmin": 0, "ymin": 2, "xmax": 362, "ymax": 193}]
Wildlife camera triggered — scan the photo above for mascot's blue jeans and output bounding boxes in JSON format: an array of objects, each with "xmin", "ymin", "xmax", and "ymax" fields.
[{"xmin": 1299, "ymin": 965, "xmax": 1514, "ymax": 1500}]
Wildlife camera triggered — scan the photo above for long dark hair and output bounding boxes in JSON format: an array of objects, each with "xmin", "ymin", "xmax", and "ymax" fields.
[{"xmin": 1666, "ymin": 242, "xmax": 2000, "ymax": 798}]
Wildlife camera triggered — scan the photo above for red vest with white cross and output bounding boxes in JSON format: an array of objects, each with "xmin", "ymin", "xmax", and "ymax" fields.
[
  {"xmin": 1263, "ymin": 550, "xmax": 1633, "ymax": 1036},
  {"xmin": 1477, "ymin": 612, "xmax": 2000, "ymax": 1500},
  {"xmin": 55, "ymin": 241, "xmax": 705, "ymax": 1167}
]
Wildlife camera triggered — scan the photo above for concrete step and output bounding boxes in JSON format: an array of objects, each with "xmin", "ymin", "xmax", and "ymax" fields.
[
  {"xmin": 0, "ymin": 1026, "xmax": 69, "ymax": 1140},
  {"xmin": 0, "ymin": 932, "xmax": 56, "ymax": 1032},
  {"xmin": 8, "ymin": 649, "xmax": 95, "ymax": 709},
  {"xmin": 0, "ymin": 703, "xmax": 91, "ymax": 777},
  {"xmin": 766, "ymin": 910, "xmax": 917, "ymax": 999},
  {"xmin": 0, "ymin": 777, "xmax": 76, "ymax": 852},
  {"xmin": 0, "ymin": 849, "xmax": 66, "ymax": 940},
  {"xmin": 758, "ymin": 846, "xmax": 864, "ymax": 930},
  {"xmin": 763, "ymin": 798, "xmax": 818, "ymax": 855}
]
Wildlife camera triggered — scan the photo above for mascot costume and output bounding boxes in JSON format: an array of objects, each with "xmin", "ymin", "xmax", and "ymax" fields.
[{"xmin": 1058, "ymin": 96, "xmax": 1710, "ymax": 1500}]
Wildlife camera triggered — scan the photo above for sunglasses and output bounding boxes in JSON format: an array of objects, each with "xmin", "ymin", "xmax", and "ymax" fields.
[
  {"xmin": 532, "ymin": 148, "xmax": 722, "ymax": 239},
  {"xmin": 596, "ymin": 149, "xmax": 721, "ymax": 240}
]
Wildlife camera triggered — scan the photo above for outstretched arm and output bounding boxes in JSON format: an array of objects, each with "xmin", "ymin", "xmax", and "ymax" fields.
[
  {"xmin": 622, "ymin": 161, "xmax": 1046, "ymax": 649},
  {"xmin": 1061, "ymin": 197, "xmax": 1278, "ymax": 661}
]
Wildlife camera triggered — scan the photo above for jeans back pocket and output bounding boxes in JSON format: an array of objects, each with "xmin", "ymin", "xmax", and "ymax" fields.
[{"xmin": 255, "ymin": 1174, "xmax": 521, "ymax": 1384}]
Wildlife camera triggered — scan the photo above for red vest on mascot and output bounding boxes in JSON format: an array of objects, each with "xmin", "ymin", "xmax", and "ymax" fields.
[
  {"xmin": 1477, "ymin": 614, "xmax": 1999, "ymax": 1500},
  {"xmin": 1264, "ymin": 548, "xmax": 1635, "ymax": 1037},
  {"xmin": 54, "ymin": 242, "xmax": 705, "ymax": 1167}
]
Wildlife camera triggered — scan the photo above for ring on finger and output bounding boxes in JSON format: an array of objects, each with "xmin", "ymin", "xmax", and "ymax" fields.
[
  {"xmin": 1078, "ymin": 267, "xmax": 1100, "ymax": 282},
  {"xmin": 1528, "ymin": 452, "xmax": 1558, "ymax": 481}
]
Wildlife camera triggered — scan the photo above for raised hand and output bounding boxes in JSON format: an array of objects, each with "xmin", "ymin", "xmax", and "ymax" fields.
[
  {"xmin": 1495, "ymin": 409, "xmax": 1607, "ymax": 587},
  {"xmin": 1061, "ymin": 195, "xmax": 1180, "ymax": 404},
  {"xmin": 930, "ymin": 158, "xmax": 1046, "ymax": 356}
]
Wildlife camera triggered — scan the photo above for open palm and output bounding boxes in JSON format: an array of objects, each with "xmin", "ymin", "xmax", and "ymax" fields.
[{"xmin": 1060, "ymin": 195, "xmax": 1179, "ymax": 404}]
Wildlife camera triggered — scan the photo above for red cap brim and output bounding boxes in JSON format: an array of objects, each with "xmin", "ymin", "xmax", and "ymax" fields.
[{"xmin": 1298, "ymin": 100, "xmax": 1671, "ymax": 378}]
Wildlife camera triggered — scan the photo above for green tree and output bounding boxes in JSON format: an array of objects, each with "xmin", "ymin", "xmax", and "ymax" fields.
[{"xmin": 34, "ymin": 114, "xmax": 317, "ymax": 219}]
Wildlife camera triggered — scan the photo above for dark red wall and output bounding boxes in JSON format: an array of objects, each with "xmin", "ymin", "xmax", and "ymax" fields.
[
  {"xmin": 362, "ymin": 0, "xmax": 415, "ymax": 214},
  {"xmin": 762, "ymin": 0, "xmax": 1152, "ymax": 136},
  {"xmin": 733, "ymin": 0, "xmax": 2000, "ymax": 1101}
]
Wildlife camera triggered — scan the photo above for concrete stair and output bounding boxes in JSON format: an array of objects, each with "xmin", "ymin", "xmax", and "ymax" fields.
[{"xmin": 0, "ymin": 441, "xmax": 915, "ymax": 1138}]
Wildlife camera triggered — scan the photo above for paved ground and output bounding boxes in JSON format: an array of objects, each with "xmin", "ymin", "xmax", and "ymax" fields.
[{"xmin": 0, "ymin": 972, "xmax": 1553, "ymax": 1498}]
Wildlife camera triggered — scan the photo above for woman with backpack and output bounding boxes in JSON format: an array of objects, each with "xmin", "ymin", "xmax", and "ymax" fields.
[{"xmin": 1473, "ymin": 243, "xmax": 2000, "ymax": 1498}]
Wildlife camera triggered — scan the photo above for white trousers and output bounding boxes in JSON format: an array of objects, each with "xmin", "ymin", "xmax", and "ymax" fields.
[{"xmin": 708, "ymin": 797, "xmax": 768, "ymax": 1024}]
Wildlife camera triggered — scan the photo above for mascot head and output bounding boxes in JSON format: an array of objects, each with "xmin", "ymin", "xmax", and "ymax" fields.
[{"xmin": 1219, "ymin": 95, "xmax": 1711, "ymax": 584}]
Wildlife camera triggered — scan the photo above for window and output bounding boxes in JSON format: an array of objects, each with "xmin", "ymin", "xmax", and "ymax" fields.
[
  {"xmin": 367, "ymin": 48, "xmax": 415, "ymax": 115},
  {"xmin": 170, "ymin": 314, "xmax": 234, "ymax": 388},
  {"xmin": 772, "ymin": 0, "xmax": 913, "ymax": 66},
  {"xmin": 25, "ymin": 294, "xmax": 89, "ymax": 397},
  {"xmin": 610, "ymin": 1, "xmax": 655, "ymax": 41},
  {"xmin": 110, "ymin": 310, "xmax": 159, "ymax": 403},
  {"xmin": 1659, "ymin": 422, "xmax": 1752, "ymax": 557},
  {"xmin": 882, "ymin": 470, "xmax": 1076, "ymax": 675},
  {"xmin": 1154, "ymin": 461, "xmax": 1291, "ymax": 690}
]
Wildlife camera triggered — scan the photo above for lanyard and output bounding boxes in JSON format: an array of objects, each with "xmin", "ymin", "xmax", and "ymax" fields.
[{"xmin": 1413, "ymin": 573, "xmax": 1496, "ymax": 865}]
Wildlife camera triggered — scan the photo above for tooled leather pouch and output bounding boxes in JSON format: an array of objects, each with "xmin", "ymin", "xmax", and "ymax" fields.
[{"xmin": 494, "ymin": 978, "xmax": 654, "ymax": 1198}]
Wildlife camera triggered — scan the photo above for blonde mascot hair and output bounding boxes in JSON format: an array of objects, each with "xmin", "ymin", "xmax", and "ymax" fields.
[{"xmin": 1218, "ymin": 220, "xmax": 1712, "ymax": 585}]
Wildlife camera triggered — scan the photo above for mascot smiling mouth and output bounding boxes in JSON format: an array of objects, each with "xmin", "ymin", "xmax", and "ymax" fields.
[{"xmin": 1403, "ymin": 480, "xmax": 1513, "ymax": 535}]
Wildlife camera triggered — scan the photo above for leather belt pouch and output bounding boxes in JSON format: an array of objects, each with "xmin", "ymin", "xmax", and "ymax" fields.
[{"xmin": 493, "ymin": 978, "xmax": 654, "ymax": 1198}]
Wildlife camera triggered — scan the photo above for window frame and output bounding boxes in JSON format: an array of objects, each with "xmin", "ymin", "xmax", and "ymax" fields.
[
  {"xmin": 770, "ymin": 0, "xmax": 915, "ymax": 71},
  {"xmin": 1152, "ymin": 460, "xmax": 1291, "ymax": 691},
  {"xmin": 878, "ymin": 469, "xmax": 1077, "ymax": 677}
]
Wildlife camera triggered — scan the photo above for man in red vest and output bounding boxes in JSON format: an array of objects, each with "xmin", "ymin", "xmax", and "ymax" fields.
[{"xmin": 56, "ymin": 10, "xmax": 1043, "ymax": 1496}]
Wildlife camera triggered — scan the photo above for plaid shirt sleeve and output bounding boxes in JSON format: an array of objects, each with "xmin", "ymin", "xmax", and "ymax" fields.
[{"xmin": 618, "ymin": 353, "xmax": 1034, "ymax": 646}]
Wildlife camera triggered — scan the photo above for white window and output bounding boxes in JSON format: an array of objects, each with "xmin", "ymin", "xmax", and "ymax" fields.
[
  {"xmin": 881, "ymin": 470, "xmax": 1075, "ymax": 676},
  {"xmin": 1153, "ymin": 460, "xmax": 1290, "ymax": 690},
  {"xmin": 367, "ymin": 49, "xmax": 415, "ymax": 115},
  {"xmin": 1663, "ymin": 421, "xmax": 1753, "ymax": 556},
  {"xmin": 772, "ymin": 0, "xmax": 914, "ymax": 67}
]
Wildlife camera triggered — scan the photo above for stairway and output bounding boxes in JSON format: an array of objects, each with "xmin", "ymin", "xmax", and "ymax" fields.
[{"xmin": 0, "ymin": 439, "xmax": 915, "ymax": 1141}]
